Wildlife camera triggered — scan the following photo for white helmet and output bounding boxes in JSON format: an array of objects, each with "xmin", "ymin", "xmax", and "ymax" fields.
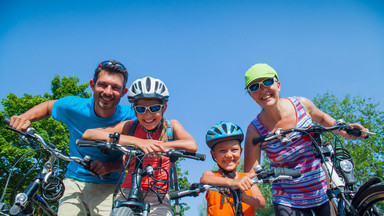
[{"xmin": 128, "ymin": 76, "xmax": 169, "ymax": 103}]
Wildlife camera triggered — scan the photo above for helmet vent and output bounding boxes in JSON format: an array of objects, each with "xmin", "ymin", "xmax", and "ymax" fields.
[
  {"xmin": 230, "ymin": 125, "xmax": 235, "ymax": 133},
  {"xmin": 146, "ymin": 77, "xmax": 151, "ymax": 92},
  {"xmin": 222, "ymin": 124, "xmax": 228, "ymax": 133},
  {"xmin": 155, "ymin": 81, "xmax": 159, "ymax": 91},
  {"xmin": 138, "ymin": 81, "xmax": 143, "ymax": 92},
  {"xmin": 213, "ymin": 128, "xmax": 221, "ymax": 134},
  {"xmin": 207, "ymin": 131, "xmax": 215, "ymax": 135},
  {"xmin": 131, "ymin": 84, "xmax": 136, "ymax": 94}
]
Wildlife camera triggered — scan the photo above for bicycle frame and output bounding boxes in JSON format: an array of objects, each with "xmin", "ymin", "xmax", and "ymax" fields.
[
  {"xmin": 1, "ymin": 118, "xmax": 96, "ymax": 216},
  {"xmin": 113, "ymin": 151, "xmax": 151, "ymax": 216}
]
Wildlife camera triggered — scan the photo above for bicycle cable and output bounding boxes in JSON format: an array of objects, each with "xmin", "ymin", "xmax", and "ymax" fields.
[{"xmin": 0, "ymin": 148, "xmax": 39, "ymax": 203}]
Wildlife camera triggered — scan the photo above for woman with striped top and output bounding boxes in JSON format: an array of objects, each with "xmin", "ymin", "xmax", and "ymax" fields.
[{"xmin": 242, "ymin": 63, "xmax": 368, "ymax": 216}]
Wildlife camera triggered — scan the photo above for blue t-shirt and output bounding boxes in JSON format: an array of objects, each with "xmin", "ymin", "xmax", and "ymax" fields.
[{"xmin": 51, "ymin": 96, "xmax": 136, "ymax": 184}]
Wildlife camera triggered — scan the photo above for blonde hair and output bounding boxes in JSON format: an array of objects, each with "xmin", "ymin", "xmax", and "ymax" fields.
[{"xmin": 159, "ymin": 118, "xmax": 170, "ymax": 142}]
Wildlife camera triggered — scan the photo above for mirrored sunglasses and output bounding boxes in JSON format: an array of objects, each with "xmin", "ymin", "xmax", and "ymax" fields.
[
  {"xmin": 99, "ymin": 61, "xmax": 127, "ymax": 73},
  {"xmin": 248, "ymin": 78, "xmax": 275, "ymax": 92},
  {"xmin": 134, "ymin": 104, "xmax": 163, "ymax": 114}
]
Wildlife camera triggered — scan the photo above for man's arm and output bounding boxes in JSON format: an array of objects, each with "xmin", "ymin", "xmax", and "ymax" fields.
[{"xmin": 10, "ymin": 100, "xmax": 57, "ymax": 131}]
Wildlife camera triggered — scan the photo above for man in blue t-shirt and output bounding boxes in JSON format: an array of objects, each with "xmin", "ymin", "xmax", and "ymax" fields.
[{"xmin": 9, "ymin": 60, "xmax": 136, "ymax": 215}]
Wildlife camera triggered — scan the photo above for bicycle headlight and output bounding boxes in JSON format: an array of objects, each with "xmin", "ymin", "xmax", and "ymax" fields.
[{"xmin": 339, "ymin": 160, "xmax": 353, "ymax": 173}]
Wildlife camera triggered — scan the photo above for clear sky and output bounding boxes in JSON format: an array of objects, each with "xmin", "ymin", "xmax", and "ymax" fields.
[{"xmin": 1, "ymin": 0, "xmax": 383, "ymax": 215}]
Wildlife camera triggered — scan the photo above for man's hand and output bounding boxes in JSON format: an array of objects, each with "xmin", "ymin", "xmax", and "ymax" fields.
[
  {"xmin": 90, "ymin": 160, "xmax": 122, "ymax": 176},
  {"xmin": 10, "ymin": 115, "xmax": 31, "ymax": 131}
]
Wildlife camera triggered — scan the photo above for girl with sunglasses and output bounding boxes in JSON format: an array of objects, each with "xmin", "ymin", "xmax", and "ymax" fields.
[
  {"xmin": 242, "ymin": 63, "xmax": 369, "ymax": 216},
  {"xmin": 83, "ymin": 76, "xmax": 197, "ymax": 216}
]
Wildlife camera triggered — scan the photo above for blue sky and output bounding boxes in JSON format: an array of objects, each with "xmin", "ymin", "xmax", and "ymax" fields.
[{"xmin": 1, "ymin": 0, "xmax": 383, "ymax": 215}]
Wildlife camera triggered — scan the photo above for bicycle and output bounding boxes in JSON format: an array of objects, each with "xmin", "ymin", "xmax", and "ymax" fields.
[
  {"xmin": 252, "ymin": 119, "xmax": 383, "ymax": 216},
  {"xmin": 1, "ymin": 118, "xmax": 99, "ymax": 216},
  {"xmin": 76, "ymin": 134, "xmax": 206, "ymax": 216},
  {"xmin": 169, "ymin": 165, "xmax": 301, "ymax": 216}
]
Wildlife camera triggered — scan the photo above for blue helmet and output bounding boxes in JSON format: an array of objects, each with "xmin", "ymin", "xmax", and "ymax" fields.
[{"xmin": 206, "ymin": 121, "xmax": 244, "ymax": 149}]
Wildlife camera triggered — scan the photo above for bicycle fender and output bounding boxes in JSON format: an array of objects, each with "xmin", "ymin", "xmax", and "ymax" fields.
[{"xmin": 351, "ymin": 177, "xmax": 381, "ymax": 206}]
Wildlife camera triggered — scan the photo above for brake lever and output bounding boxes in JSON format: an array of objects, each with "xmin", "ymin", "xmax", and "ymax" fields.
[{"xmin": 79, "ymin": 156, "xmax": 103, "ymax": 179}]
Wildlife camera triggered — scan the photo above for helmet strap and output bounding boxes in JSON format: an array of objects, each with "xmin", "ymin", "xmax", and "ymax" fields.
[
  {"xmin": 218, "ymin": 166, "xmax": 236, "ymax": 205},
  {"xmin": 218, "ymin": 166, "xmax": 236, "ymax": 179},
  {"xmin": 141, "ymin": 118, "xmax": 163, "ymax": 139}
]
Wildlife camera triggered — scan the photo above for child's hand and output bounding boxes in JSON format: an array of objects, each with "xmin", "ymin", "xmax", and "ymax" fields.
[
  {"xmin": 137, "ymin": 139, "xmax": 165, "ymax": 154},
  {"xmin": 230, "ymin": 176, "xmax": 253, "ymax": 192}
]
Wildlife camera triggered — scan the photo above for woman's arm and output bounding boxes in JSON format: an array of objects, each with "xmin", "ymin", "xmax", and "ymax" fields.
[
  {"xmin": 299, "ymin": 97, "xmax": 368, "ymax": 139},
  {"xmin": 244, "ymin": 123, "xmax": 262, "ymax": 174},
  {"xmin": 161, "ymin": 120, "xmax": 197, "ymax": 153}
]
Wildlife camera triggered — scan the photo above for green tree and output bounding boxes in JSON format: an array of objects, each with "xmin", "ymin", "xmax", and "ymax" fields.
[
  {"xmin": 172, "ymin": 158, "xmax": 192, "ymax": 215},
  {"xmin": 0, "ymin": 75, "xmax": 90, "ymax": 209},
  {"xmin": 313, "ymin": 92, "xmax": 384, "ymax": 184}
]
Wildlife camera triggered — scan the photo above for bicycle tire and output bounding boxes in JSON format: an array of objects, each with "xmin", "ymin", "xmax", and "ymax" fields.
[
  {"xmin": 111, "ymin": 206, "xmax": 135, "ymax": 216},
  {"xmin": 353, "ymin": 182, "xmax": 384, "ymax": 216}
]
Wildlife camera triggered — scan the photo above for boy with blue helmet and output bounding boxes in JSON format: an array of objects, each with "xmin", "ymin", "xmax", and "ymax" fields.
[{"xmin": 201, "ymin": 121, "xmax": 265, "ymax": 216}]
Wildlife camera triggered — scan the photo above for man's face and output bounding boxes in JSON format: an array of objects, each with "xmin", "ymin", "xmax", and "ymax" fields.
[{"xmin": 90, "ymin": 70, "xmax": 127, "ymax": 117}]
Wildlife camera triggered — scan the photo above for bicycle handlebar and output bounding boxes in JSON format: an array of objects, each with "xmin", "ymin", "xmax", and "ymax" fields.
[
  {"xmin": 76, "ymin": 139, "xmax": 206, "ymax": 161},
  {"xmin": 169, "ymin": 166, "xmax": 301, "ymax": 200},
  {"xmin": 3, "ymin": 118, "xmax": 10, "ymax": 125},
  {"xmin": 170, "ymin": 183, "xmax": 211, "ymax": 200},
  {"xmin": 253, "ymin": 120, "xmax": 375, "ymax": 145},
  {"xmin": 3, "ymin": 117, "xmax": 99, "ymax": 177},
  {"xmin": 252, "ymin": 166, "xmax": 301, "ymax": 184}
]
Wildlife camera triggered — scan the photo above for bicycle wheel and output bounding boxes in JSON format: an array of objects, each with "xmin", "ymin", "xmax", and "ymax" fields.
[
  {"xmin": 111, "ymin": 206, "xmax": 135, "ymax": 216},
  {"xmin": 353, "ymin": 182, "xmax": 384, "ymax": 216}
]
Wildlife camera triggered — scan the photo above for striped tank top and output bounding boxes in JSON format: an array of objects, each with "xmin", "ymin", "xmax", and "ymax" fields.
[{"xmin": 251, "ymin": 97, "xmax": 328, "ymax": 208}]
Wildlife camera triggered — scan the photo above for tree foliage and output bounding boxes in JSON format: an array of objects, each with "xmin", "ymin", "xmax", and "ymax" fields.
[
  {"xmin": 172, "ymin": 158, "xmax": 192, "ymax": 215},
  {"xmin": 313, "ymin": 92, "xmax": 384, "ymax": 184}
]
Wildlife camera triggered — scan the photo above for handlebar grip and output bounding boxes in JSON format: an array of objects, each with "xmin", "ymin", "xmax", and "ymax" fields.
[
  {"xmin": 170, "ymin": 189, "xmax": 192, "ymax": 200},
  {"xmin": 4, "ymin": 117, "xmax": 11, "ymax": 125},
  {"xmin": 169, "ymin": 185, "xmax": 206, "ymax": 200},
  {"xmin": 274, "ymin": 168, "xmax": 301, "ymax": 178},
  {"xmin": 345, "ymin": 127, "xmax": 362, "ymax": 137},
  {"xmin": 76, "ymin": 139, "xmax": 100, "ymax": 147},
  {"xmin": 184, "ymin": 152, "xmax": 206, "ymax": 161},
  {"xmin": 167, "ymin": 150, "xmax": 206, "ymax": 161},
  {"xmin": 253, "ymin": 134, "xmax": 272, "ymax": 145}
]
